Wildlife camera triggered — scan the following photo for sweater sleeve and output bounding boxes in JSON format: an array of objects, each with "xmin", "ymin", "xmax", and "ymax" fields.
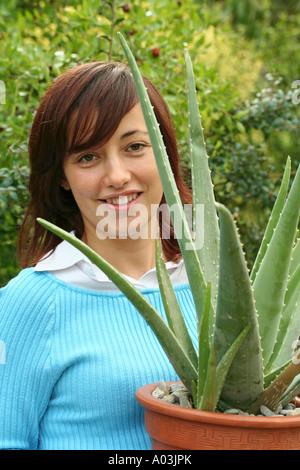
[{"xmin": 0, "ymin": 269, "xmax": 56, "ymax": 450}]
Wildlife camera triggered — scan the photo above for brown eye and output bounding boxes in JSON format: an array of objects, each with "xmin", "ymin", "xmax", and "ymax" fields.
[
  {"xmin": 128, "ymin": 143, "xmax": 145, "ymax": 152},
  {"xmin": 80, "ymin": 154, "xmax": 97, "ymax": 163}
]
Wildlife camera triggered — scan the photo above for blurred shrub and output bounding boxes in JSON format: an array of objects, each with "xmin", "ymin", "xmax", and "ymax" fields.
[{"xmin": 0, "ymin": 165, "xmax": 29, "ymax": 286}]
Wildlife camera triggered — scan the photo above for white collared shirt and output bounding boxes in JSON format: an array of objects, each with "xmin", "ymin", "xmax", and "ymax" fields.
[{"xmin": 34, "ymin": 233, "xmax": 188, "ymax": 291}]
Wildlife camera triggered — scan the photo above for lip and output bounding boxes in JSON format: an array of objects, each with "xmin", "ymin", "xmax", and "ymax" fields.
[{"xmin": 98, "ymin": 191, "xmax": 142, "ymax": 212}]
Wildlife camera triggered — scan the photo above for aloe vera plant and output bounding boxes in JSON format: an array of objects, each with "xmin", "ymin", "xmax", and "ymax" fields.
[{"xmin": 37, "ymin": 34, "xmax": 300, "ymax": 413}]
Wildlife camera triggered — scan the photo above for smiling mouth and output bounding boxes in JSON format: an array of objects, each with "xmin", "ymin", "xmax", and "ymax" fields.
[{"xmin": 100, "ymin": 192, "xmax": 141, "ymax": 206}]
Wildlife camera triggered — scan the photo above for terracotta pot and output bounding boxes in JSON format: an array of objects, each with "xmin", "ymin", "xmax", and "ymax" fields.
[{"xmin": 136, "ymin": 383, "xmax": 300, "ymax": 450}]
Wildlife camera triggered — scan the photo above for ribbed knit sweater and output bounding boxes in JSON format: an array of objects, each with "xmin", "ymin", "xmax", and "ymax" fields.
[{"xmin": 0, "ymin": 268, "xmax": 196, "ymax": 450}]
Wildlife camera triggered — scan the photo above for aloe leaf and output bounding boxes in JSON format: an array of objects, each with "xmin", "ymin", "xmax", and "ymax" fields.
[
  {"xmin": 279, "ymin": 373, "xmax": 300, "ymax": 408},
  {"xmin": 199, "ymin": 324, "xmax": 250, "ymax": 411},
  {"xmin": 191, "ymin": 379, "xmax": 198, "ymax": 408},
  {"xmin": 155, "ymin": 237, "xmax": 198, "ymax": 369},
  {"xmin": 266, "ymin": 263, "xmax": 300, "ymax": 372},
  {"xmin": 253, "ymin": 164, "xmax": 300, "ymax": 368},
  {"xmin": 37, "ymin": 218, "xmax": 197, "ymax": 391},
  {"xmin": 289, "ymin": 236, "xmax": 300, "ymax": 277},
  {"xmin": 196, "ymin": 282, "xmax": 212, "ymax": 407},
  {"xmin": 284, "ymin": 262, "xmax": 300, "ymax": 308},
  {"xmin": 263, "ymin": 359, "xmax": 291, "ymax": 388},
  {"xmin": 250, "ymin": 350, "xmax": 300, "ymax": 413},
  {"xmin": 215, "ymin": 324, "xmax": 250, "ymax": 407},
  {"xmin": 118, "ymin": 32, "xmax": 211, "ymax": 326},
  {"xmin": 199, "ymin": 343, "xmax": 217, "ymax": 411},
  {"xmin": 214, "ymin": 203, "xmax": 264, "ymax": 410},
  {"xmin": 251, "ymin": 157, "xmax": 291, "ymax": 282},
  {"xmin": 184, "ymin": 49, "xmax": 219, "ymax": 311}
]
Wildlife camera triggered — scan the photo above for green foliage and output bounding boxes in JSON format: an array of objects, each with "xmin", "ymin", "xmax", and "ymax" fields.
[
  {"xmin": 0, "ymin": 0, "xmax": 299, "ymax": 284},
  {"xmin": 0, "ymin": 166, "xmax": 29, "ymax": 285}
]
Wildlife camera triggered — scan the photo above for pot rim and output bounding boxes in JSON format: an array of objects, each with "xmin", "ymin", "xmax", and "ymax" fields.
[{"xmin": 136, "ymin": 382, "xmax": 300, "ymax": 429}]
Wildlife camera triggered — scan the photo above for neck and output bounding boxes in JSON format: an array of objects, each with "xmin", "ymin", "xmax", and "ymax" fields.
[{"xmin": 82, "ymin": 232, "xmax": 158, "ymax": 280}]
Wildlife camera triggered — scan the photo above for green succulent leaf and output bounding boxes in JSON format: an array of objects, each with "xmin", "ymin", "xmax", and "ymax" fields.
[
  {"xmin": 289, "ymin": 237, "xmax": 300, "ymax": 277},
  {"xmin": 266, "ymin": 263, "xmax": 300, "ymax": 372},
  {"xmin": 195, "ymin": 285, "xmax": 250, "ymax": 411},
  {"xmin": 215, "ymin": 323, "xmax": 250, "ymax": 408},
  {"xmin": 214, "ymin": 203, "xmax": 264, "ymax": 409},
  {"xmin": 184, "ymin": 49, "xmax": 219, "ymax": 312},
  {"xmin": 279, "ymin": 373, "xmax": 300, "ymax": 408},
  {"xmin": 253, "ymin": 164, "xmax": 300, "ymax": 368},
  {"xmin": 250, "ymin": 350, "xmax": 300, "ymax": 413},
  {"xmin": 199, "ymin": 343, "xmax": 217, "ymax": 411},
  {"xmin": 196, "ymin": 282, "xmax": 212, "ymax": 408},
  {"xmin": 155, "ymin": 237, "xmax": 198, "ymax": 370},
  {"xmin": 251, "ymin": 157, "xmax": 291, "ymax": 283},
  {"xmin": 263, "ymin": 359, "xmax": 291, "ymax": 389}
]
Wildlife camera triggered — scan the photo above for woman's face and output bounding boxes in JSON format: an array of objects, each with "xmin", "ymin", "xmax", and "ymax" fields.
[{"xmin": 63, "ymin": 103, "xmax": 163, "ymax": 242}]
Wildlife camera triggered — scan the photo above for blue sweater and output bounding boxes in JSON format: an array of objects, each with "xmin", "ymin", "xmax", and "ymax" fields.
[{"xmin": 0, "ymin": 268, "xmax": 196, "ymax": 450}]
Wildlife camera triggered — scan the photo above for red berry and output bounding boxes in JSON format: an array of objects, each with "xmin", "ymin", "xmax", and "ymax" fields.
[
  {"xmin": 129, "ymin": 29, "xmax": 135, "ymax": 36},
  {"xmin": 123, "ymin": 3, "xmax": 130, "ymax": 12},
  {"xmin": 152, "ymin": 47, "xmax": 160, "ymax": 57}
]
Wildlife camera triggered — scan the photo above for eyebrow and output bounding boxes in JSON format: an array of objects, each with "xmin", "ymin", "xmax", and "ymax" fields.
[{"xmin": 121, "ymin": 130, "xmax": 149, "ymax": 139}]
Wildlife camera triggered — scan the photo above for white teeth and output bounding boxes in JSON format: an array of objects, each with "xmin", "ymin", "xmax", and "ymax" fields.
[{"xmin": 104, "ymin": 193, "xmax": 139, "ymax": 205}]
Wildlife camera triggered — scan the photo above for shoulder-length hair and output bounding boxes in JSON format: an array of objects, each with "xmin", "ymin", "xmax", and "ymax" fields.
[{"xmin": 18, "ymin": 61, "xmax": 192, "ymax": 267}]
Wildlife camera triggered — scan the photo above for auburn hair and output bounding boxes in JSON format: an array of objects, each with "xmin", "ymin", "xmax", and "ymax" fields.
[{"xmin": 18, "ymin": 61, "xmax": 192, "ymax": 267}]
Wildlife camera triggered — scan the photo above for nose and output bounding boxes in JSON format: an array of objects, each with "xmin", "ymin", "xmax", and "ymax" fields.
[{"xmin": 103, "ymin": 154, "xmax": 131, "ymax": 189}]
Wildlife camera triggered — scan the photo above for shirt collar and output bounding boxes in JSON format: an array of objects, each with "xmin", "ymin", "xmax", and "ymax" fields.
[
  {"xmin": 34, "ymin": 232, "xmax": 184, "ymax": 283},
  {"xmin": 34, "ymin": 232, "xmax": 90, "ymax": 271}
]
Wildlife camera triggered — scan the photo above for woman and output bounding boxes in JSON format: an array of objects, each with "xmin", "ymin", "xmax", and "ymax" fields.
[{"xmin": 0, "ymin": 61, "xmax": 197, "ymax": 450}]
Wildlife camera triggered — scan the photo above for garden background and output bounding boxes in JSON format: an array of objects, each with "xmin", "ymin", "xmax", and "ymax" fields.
[{"xmin": 0, "ymin": 0, "xmax": 299, "ymax": 286}]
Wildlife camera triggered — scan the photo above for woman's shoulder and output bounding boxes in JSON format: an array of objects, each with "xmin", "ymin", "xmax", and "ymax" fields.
[
  {"xmin": 0, "ymin": 269, "xmax": 60, "ymax": 343},
  {"xmin": 0, "ymin": 268, "xmax": 59, "ymax": 306},
  {"xmin": 2, "ymin": 267, "xmax": 54, "ymax": 290}
]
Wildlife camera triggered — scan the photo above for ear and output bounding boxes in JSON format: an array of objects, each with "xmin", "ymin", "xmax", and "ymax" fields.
[{"xmin": 61, "ymin": 180, "xmax": 71, "ymax": 191}]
